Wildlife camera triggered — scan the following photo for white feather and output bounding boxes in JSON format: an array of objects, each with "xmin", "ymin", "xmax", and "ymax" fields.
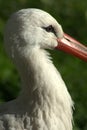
[{"xmin": 0, "ymin": 8, "xmax": 73, "ymax": 130}]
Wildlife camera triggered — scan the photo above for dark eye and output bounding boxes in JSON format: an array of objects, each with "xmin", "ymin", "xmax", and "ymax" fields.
[{"xmin": 42, "ymin": 25, "xmax": 57, "ymax": 36}]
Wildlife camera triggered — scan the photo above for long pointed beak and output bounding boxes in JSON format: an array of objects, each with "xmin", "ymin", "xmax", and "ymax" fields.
[{"xmin": 55, "ymin": 33, "xmax": 87, "ymax": 61}]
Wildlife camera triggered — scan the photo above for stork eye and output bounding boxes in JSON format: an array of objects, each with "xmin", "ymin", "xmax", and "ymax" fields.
[
  {"xmin": 45, "ymin": 25, "xmax": 54, "ymax": 32},
  {"xmin": 42, "ymin": 25, "xmax": 57, "ymax": 36}
]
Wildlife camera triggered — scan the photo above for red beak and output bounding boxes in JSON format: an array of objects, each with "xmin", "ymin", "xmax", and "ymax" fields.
[{"xmin": 56, "ymin": 33, "xmax": 87, "ymax": 62}]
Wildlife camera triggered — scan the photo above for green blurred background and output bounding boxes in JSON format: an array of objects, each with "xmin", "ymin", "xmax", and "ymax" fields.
[{"xmin": 0, "ymin": 0, "xmax": 87, "ymax": 130}]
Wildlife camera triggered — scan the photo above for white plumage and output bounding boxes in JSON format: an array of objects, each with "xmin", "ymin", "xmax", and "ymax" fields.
[{"xmin": 0, "ymin": 8, "xmax": 79, "ymax": 130}]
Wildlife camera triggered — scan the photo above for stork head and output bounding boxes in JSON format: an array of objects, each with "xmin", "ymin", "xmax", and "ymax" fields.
[{"xmin": 4, "ymin": 8, "xmax": 87, "ymax": 62}]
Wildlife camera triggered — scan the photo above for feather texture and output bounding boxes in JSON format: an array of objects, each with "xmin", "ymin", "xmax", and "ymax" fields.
[{"xmin": 0, "ymin": 8, "xmax": 73, "ymax": 130}]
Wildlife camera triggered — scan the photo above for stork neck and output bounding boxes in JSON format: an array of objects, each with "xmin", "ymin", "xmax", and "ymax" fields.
[
  {"xmin": 18, "ymin": 48, "xmax": 56, "ymax": 96},
  {"xmin": 16, "ymin": 48, "xmax": 73, "ymax": 130}
]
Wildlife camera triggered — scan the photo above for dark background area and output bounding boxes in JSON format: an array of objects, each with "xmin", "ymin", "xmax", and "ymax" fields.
[{"xmin": 0, "ymin": 0, "xmax": 87, "ymax": 130}]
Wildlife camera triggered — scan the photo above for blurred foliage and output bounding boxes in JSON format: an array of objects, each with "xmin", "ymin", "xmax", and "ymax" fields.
[{"xmin": 0, "ymin": 0, "xmax": 87, "ymax": 130}]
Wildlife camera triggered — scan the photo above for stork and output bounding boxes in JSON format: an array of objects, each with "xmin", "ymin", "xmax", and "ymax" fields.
[{"xmin": 0, "ymin": 8, "xmax": 87, "ymax": 130}]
